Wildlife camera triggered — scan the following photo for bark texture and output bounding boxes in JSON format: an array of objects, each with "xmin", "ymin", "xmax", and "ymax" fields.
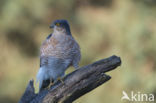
[{"xmin": 19, "ymin": 55, "xmax": 121, "ymax": 103}]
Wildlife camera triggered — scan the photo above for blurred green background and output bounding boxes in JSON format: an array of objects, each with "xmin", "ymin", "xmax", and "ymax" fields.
[{"xmin": 0, "ymin": 0, "xmax": 156, "ymax": 103}]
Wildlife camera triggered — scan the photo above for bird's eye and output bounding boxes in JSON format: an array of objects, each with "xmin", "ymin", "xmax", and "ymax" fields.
[{"xmin": 55, "ymin": 23, "xmax": 60, "ymax": 26}]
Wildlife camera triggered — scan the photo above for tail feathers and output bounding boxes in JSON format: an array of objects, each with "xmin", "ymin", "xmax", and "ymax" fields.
[{"xmin": 36, "ymin": 67, "xmax": 48, "ymax": 89}]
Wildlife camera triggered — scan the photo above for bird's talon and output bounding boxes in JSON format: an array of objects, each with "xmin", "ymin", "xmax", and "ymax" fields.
[
  {"xmin": 57, "ymin": 77, "xmax": 64, "ymax": 84},
  {"xmin": 48, "ymin": 82, "xmax": 54, "ymax": 89}
]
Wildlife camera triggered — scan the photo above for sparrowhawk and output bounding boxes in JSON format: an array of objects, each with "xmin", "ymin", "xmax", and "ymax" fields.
[{"xmin": 36, "ymin": 19, "xmax": 81, "ymax": 91}]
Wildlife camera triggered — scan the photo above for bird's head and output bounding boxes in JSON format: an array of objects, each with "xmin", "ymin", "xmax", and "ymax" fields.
[{"xmin": 50, "ymin": 19, "xmax": 71, "ymax": 35}]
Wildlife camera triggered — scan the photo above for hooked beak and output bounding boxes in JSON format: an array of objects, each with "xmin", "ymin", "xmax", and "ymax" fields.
[{"xmin": 49, "ymin": 24, "xmax": 55, "ymax": 28}]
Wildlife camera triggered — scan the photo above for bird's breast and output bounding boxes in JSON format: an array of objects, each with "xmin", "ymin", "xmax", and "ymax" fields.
[{"xmin": 41, "ymin": 35, "xmax": 76, "ymax": 59}]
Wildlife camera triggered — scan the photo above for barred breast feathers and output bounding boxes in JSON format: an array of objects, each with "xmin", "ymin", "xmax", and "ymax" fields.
[{"xmin": 40, "ymin": 34, "xmax": 80, "ymax": 60}]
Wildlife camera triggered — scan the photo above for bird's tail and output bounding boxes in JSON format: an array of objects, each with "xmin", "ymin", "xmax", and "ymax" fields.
[{"xmin": 36, "ymin": 67, "xmax": 47, "ymax": 89}]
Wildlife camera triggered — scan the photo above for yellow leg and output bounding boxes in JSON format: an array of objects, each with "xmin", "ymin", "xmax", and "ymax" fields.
[
  {"xmin": 57, "ymin": 77, "xmax": 64, "ymax": 84},
  {"xmin": 48, "ymin": 78, "xmax": 54, "ymax": 89}
]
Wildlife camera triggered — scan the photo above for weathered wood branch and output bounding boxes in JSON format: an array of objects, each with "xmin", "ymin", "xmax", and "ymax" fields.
[{"xmin": 19, "ymin": 55, "xmax": 121, "ymax": 103}]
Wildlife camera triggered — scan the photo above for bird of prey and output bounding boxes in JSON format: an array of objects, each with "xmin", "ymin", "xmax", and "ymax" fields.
[{"xmin": 36, "ymin": 19, "xmax": 81, "ymax": 91}]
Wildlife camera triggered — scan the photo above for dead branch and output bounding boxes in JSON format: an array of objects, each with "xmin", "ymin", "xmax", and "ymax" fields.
[{"xmin": 19, "ymin": 55, "xmax": 121, "ymax": 103}]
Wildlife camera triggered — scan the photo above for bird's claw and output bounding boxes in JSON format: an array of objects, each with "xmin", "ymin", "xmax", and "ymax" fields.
[
  {"xmin": 57, "ymin": 77, "xmax": 64, "ymax": 84},
  {"xmin": 48, "ymin": 78, "xmax": 54, "ymax": 89}
]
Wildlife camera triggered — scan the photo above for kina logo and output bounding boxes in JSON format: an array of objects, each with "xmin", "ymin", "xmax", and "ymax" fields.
[{"xmin": 121, "ymin": 91, "xmax": 154, "ymax": 102}]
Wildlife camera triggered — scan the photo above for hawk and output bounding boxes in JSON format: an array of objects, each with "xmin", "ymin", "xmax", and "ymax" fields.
[{"xmin": 36, "ymin": 19, "xmax": 81, "ymax": 91}]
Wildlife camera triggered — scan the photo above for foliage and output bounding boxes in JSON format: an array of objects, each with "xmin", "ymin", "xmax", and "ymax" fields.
[{"xmin": 0, "ymin": 0, "xmax": 156, "ymax": 102}]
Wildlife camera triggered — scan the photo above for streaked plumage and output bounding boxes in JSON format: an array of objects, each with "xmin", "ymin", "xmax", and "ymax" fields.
[{"xmin": 36, "ymin": 20, "xmax": 81, "ymax": 91}]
